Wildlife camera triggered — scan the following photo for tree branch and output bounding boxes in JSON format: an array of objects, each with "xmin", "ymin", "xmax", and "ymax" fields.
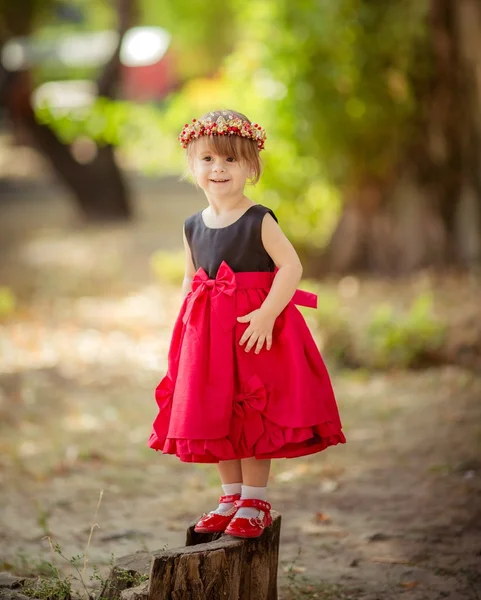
[{"xmin": 97, "ymin": 0, "xmax": 138, "ymax": 98}]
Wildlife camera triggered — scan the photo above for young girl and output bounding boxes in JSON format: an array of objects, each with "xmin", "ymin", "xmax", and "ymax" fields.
[{"xmin": 148, "ymin": 109, "xmax": 346, "ymax": 539}]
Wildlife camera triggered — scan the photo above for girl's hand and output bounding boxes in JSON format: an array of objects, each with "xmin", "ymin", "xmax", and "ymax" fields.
[{"xmin": 237, "ymin": 309, "xmax": 276, "ymax": 353}]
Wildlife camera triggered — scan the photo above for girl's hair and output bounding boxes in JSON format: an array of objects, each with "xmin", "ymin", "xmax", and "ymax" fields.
[{"xmin": 186, "ymin": 109, "xmax": 263, "ymax": 185}]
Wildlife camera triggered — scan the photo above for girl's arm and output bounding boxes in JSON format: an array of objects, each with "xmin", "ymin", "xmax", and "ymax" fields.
[
  {"xmin": 237, "ymin": 213, "xmax": 303, "ymax": 353},
  {"xmin": 259, "ymin": 213, "xmax": 303, "ymax": 317},
  {"xmin": 181, "ymin": 225, "xmax": 196, "ymax": 299}
]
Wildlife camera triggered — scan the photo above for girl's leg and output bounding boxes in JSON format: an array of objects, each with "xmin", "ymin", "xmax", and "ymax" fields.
[
  {"xmin": 217, "ymin": 459, "xmax": 243, "ymax": 484},
  {"xmin": 213, "ymin": 459, "xmax": 242, "ymax": 513},
  {"xmin": 237, "ymin": 457, "xmax": 271, "ymax": 518},
  {"xmin": 240, "ymin": 457, "xmax": 271, "ymax": 486},
  {"xmin": 194, "ymin": 459, "xmax": 243, "ymax": 531}
]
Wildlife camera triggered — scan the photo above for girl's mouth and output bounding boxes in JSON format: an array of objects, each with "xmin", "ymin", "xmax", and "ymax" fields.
[{"xmin": 210, "ymin": 179, "xmax": 230, "ymax": 183}]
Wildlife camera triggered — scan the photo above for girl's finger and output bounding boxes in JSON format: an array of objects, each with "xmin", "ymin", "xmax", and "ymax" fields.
[
  {"xmin": 254, "ymin": 335, "xmax": 265, "ymax": 354},
  {"xmin": 236, "ymin": 313, "xmax": 252, "ymax": 323},
  {"xmin": 266, "ymin": 334, "xmax": 273, "ymax": 351},
  {"xmin": 239, "ymin": 327, "xmax": 253, "ymax": 346},
  {"xmin": 244, "ymin": 332, "xmax": 259, "ymax": 353}
]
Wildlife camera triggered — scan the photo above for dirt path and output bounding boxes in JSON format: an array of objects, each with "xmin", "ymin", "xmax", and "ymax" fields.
[{"xmin": 0, "ymin": 176, "xmax": 480, "ymax": 599}]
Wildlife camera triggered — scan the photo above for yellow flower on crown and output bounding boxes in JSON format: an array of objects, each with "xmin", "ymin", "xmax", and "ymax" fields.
[{"xmin": 178, "ymin": 114, "xmax": 266, "ymax": 150}]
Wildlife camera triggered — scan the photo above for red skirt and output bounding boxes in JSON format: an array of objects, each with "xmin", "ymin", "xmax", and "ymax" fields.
[{"xmin": 148, "ymin": 261, "xmax": 346, "ymax": 463}]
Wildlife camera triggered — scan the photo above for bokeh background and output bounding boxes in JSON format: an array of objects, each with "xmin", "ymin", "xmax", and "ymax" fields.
[{"xmin": 0, "ymin": 1, "xmax": 480, "ymax": 599}]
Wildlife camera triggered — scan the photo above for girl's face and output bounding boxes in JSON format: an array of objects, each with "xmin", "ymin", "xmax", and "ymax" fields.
[{"xmin": 189, "ymin": 140, "xmax": 252, "ymax": 199}]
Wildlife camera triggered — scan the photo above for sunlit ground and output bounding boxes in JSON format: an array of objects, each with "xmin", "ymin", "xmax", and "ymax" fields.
[{"xmin": 1, "ymin": 171, "xmax": 480, "ymax": 599}]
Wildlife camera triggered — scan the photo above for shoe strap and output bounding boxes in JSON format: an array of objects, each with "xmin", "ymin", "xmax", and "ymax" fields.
[
  {"xmin": 234, "ymin": 498, "xmax": 271, "ymax": 511},
  {"xmin": 210, "ymin": 505, "xmax": 237, "ymax": 516},
  {"xmin": 219, "ymin": 493, "xmax": 241, "ymax": 504}
]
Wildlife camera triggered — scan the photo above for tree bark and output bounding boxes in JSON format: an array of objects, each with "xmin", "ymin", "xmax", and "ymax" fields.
[
  {"xmin": 99, "ymin": 514, "xmax": 281, "ymax": 600},
  {"xmin": 150, "ymin": 517, "xmax": 281, "ymax": 600},
  {"xmin": 320, "ymin": 0, "xmax": 481, "ymax": 275}
]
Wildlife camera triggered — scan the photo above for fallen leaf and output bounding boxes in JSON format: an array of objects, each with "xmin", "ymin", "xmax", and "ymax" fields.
[{"xmin": 315, "ymin": 512, "xmax": 332, "ymax": 523}]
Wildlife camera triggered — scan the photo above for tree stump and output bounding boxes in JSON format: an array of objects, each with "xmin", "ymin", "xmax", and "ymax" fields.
[{"xmin": 100, "ymin": 513, "xmax": 281, "ymax": 600}]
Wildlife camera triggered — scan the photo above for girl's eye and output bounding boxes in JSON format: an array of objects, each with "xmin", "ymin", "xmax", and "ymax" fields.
[
  {"xmin": 202, "ymin": 157, "xmax": 212, "ymax": 161},
  {"xmin": 226, "ymin": 157, "xmax": 235, "ymax": 162}
]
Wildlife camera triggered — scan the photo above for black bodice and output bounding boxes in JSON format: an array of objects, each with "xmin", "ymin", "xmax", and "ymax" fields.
[{"xmin": 184, "ymin": 204, "xmax": 278, "ymax": 279}]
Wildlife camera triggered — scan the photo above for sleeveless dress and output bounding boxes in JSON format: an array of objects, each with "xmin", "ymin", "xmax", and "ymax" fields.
[{"xmin": 148, "ymin": 204, "xmax": 346, "ymax": 463}]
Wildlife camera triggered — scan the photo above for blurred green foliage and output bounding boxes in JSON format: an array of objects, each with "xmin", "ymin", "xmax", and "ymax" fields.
[
  {"xmin": 307, "ymin": 280, "xmax": 445, "ymax": 369},
  {"xmin": 139, "ymin": 0, "xmax": 237, "ymax": 80},
  {"xmin": 213, "ymin": 0, "xmax": 427, "ymax": 245},
  {"xmin": 0, "ymin": 287, "xmax": 17, "ymax": 320},
  {"xmin": 34, "ymin": 0, "xmax": 429, "ymax": 247},
  {"xmin": 35, "ymin": 98, "xmax": 176, "ymax": 173},
  {"xmin": 361, "ymin": 293, "xmax": 446, "ymax": 369},
  {"xmin": 150, "ymin": 249, "xmax": 185, "ymax": 286}
]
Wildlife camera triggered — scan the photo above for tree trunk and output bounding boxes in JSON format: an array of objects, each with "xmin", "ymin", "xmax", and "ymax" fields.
[
  {"xmin": 150, "ymin": 517, "xmax": 281, "ymax": 600},
  {"xmin": 320, "ymin": 0, "xmax": 481, "ymax": 275},
  {"xmin": 26, "ymin": 104, "xmax": 131, "ymax": 222},
  {"xmin": 1, "ymin": 69, "xmax": 132, "ymax": 222},
  {"xmin": 99, "ymin": 514, "xmax": 281, "ymax": 600},
  {"xmin": 0, "ymin": 0, "xmax": 138, "ymax": 223}
]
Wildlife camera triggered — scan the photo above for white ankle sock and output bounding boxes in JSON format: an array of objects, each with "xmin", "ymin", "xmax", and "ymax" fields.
[
  {"xmin": 236, "ymin": 485, "xmax": 267, "ymax": 519},
  {"xmin": 214, "ymin": 482, "xmax": 242, "ymax": 514}
]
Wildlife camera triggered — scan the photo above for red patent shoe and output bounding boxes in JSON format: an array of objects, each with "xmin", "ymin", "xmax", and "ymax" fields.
[
  {"xmin": 224, "ymin": 498, "xmax": 272, "ymax": 539},
  {"xmin": 194, "ymin": 493, "xmax": 241, "ymax": 533}
]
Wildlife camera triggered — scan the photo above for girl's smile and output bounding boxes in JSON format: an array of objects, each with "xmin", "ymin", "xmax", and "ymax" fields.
[{"xmin": 190, "ymin": 140, "xmax": 252, "ymax": 199}]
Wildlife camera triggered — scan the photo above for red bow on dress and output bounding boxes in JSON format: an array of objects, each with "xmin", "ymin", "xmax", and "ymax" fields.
[
  {"xmin": 182, "ymin": 261, "xmax": 237, "ymax": 332},
  {"xmin": 230, "ymin": 375, "xmax": 267, "ymax": 452}
]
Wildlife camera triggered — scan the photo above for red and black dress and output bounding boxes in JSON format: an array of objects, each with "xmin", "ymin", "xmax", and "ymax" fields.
[{"xmin": 148, "ymin": 204, "xmax": 346, "ymax": 463}]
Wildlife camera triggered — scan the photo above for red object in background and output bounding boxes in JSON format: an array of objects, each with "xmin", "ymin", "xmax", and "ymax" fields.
[{"xmin": 120, "ymin": 50, "xmax": 178, "ymax": 102}]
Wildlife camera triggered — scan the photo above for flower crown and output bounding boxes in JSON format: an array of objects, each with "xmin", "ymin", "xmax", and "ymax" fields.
[{"xmin": 178, "ymin": 113, "xmax": 266, "ymax": 151}]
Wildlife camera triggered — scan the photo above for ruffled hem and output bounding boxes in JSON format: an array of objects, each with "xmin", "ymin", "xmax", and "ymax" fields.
[
  {"xmin": 148, "ymin": 420, "xmax": 346, "ymax": 463},
  {"xmin": 148, "ymin": 372, "xmax": 346, "ymax": 463}
]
